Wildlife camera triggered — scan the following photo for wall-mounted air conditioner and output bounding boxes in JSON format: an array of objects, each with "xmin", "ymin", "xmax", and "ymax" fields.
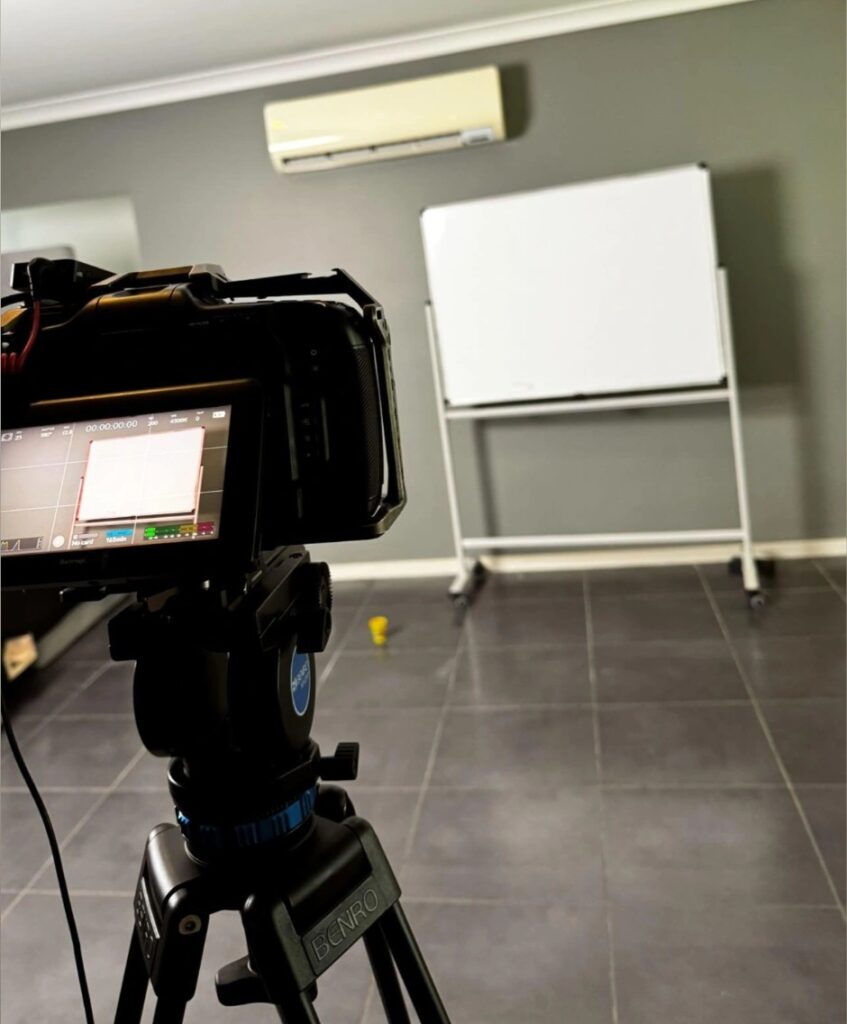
[{"xmin": 263, "ymin": 66, "xmax": 505, "ymax": 174}]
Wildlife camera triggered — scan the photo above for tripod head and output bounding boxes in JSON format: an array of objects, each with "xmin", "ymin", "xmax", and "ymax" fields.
[{"xmin": 108, "ymin": 546, "xmax": 358, "ymax": 861}]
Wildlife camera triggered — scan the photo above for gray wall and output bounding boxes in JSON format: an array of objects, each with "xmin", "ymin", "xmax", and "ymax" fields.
[{"xmin": 2, "ymin": 0, "xmax": 844, "ymax": 564}]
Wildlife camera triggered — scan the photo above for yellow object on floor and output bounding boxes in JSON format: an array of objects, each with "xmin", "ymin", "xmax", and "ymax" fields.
[
  {"xmin": 367, "ymin": 615, "xmax": 389, "ymax": 647},
  {"xmin": 2, "ymin": 633, "xmax": 38, "ymax": 681}
]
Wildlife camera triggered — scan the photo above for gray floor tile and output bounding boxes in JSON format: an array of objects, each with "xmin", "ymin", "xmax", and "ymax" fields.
[
  {"xmin": 714, "ymin": 587, "xmax": 846, "ymax": 639},
  {"xmin": 432, "ymin": 707, "xmax": 597, "ymax": 789},
  {"xmin": 760, "ymin": 701, "xmax": 846, "ymax": 784},
  {"xmin": 345, "ymin": 602, "xmax": 461, "ymax": 651},
  {"xmin": 734, "ymin": 635, "xmax": 846, "ymax": 699},
  {"xmin": 452, "ymin": 644, "xmax": 591, "ymax": 705},
  {"xmin": 699, "ymin": 558, "xmax": 828, "ymax": 592},
  {"xmin": 0, "ymin": 893, "xmax": 369, "ymax": 1024},
  {"xmin": 364, "ymin": 901, "xmax": 612, "ymax": 1024},
  {"xmin": 1, "ymin": 716, "xmax": 142, "ymax": 789},
  {"xmin": 613, "ymin": 903, "xmax": 845, "ymax": 1024},
  {"xmin": 1, "ymin": 790, "xmax": 100, "ymax": 891},
  {"xmin": 116, "ymin": 750, "xmax": 169, "ymax": 792},
  {"xmin": 401, "ymin": 786, "xmax": 604, "ymax": 902},
  {"xmin": 1, "ymin": 893, "xmax": 134, "ymax": 1024},
  {"xmin": 599, "ymin": 704, "xmax": 780, "ymax": 784},
  {"xmin": 366, "ymin": 576, "xmax": 453, "ymax": 604},
  {"xmin": 2, "ymin": 563, "xmax": 844, "ymax": 1024},
  {"xmin": 474, "ymin": 569, "xmax": 585, "ymax": 603},
  {"xmin": 796, "ymin": 786, "xmax": 846, "ymax": 902},
  {"xmin": 312, "ymin": 708, "xmax": 439, "ymax": 787},
  {"xmin": 59, "ymin": 790, "xmax": 177, "ymax": 893},
  {"xmin": 594, "ymin": 640, "xmax": 745, "ymax": 702},
  {"xmin": 816, "ymin": 557, "xmax": 846, "ymax": 593},
  {"xmin": 319, "ymin": 649, "xmax": 455, "ymax": 708},
  {"xmin": 590, "ymin": 593, "xmax": 722, "ymax": 643},
  {"xmin": 464, "ymin": 598, "xmax": 587, "ymax": 647},
  {"xmin": 63, "ymin": 622, "xmax": 113, "ymax": 661},
  {"xmin": 348, "ymin": 788, "xmax": 419, "ymax": 867},
  {"xmin": 58, "ymin": 661, "xmax": 136, "ymax": 715},
  {"xmin": 323, "ymin": 603, "xmax": 361, "ymax": 654},
  {"xmin": 328, "ymin": 579, "xmax": 371, "ymax": 607},
  {"xmin": 3, "ymin": 659, "xmax": 106, "ymax": 719},
  {"xmin": 588, "ymin": 564, "xmax": 704, "ymax": 596},
  {"xmin": 603, "ymin": 787, "xmax": 834, "ymax": 906}
]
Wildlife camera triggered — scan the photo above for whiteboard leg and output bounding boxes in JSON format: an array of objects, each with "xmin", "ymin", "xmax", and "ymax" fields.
[
  {"xmin": 426, "ymin": 303, "xmax": 471, "ymax": 595},
  {"xmin": 717, "ymin": 269, "xmax": 760, "ymax": 594}
]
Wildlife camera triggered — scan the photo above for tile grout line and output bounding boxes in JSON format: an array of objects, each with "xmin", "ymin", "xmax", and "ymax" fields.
[
  {"xmin": 398, "ymin": 627, "xmax": 466, "ymax": 866},
  {"xmin": 4, "ymin": 887, "xmax": 841, "ymax": 912},
  {"xmin": 5, "ymin": 779, "xmax": 844, "ymax": 795},
  {"xmin": 813, "ymin": 559, "xmax": 846, "ymax": 603},
  {"xmin": 317, "ymin": 581, "xmax": 375, "ymax": 688},
  {"xmin": 3, "ymin": 660, "xmax": 113, "ymax": 749},
  {"xmin": 583, "ymin": 572, "xmax": 620, "ymax": 1024},
  {"xmin": 17, "ymin": 694, "xmax": 847, "ymax": 724},
  {"xmin": 1, "ymin": 744, "xmax": 148, "ymax": 923},
  {"xmin": 694, "ymin": 565, "xmax": 846, "ymax": 920}
]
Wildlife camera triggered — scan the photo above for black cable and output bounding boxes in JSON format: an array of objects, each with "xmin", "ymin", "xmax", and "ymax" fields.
[{"xmin": 1, "ymin": 689, "xmax": 96, "ymax": 1024}]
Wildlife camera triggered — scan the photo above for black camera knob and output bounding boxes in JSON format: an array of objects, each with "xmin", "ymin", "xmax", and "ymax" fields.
[
  {"xmin": 320, "ymin": 742, "xmax": 359, "ymax": 781},
  {"xmin": 296, "ymin": 563, "xmax": 333, "ymax": 653}
]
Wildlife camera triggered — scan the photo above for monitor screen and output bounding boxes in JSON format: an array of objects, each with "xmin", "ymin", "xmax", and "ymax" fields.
[{"xmin": 1, "ymin": 405, "xmax": 232, "ymax": 557}]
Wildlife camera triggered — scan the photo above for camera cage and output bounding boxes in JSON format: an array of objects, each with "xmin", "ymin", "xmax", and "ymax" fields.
[{"xmin": 0, "ymin": 262, "xmax": 406, "ymax": 594}]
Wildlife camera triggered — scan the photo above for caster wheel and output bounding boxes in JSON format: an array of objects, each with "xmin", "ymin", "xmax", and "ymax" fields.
[
  {"xmin": 451, "ymin": 595, "xmax": 470, "ymax": 626},
  {"xmin": 472, "ymin": 561, "xmax": 488, "ymax": 583},
  {"xmin": 746, "ymin": 591, "xmax": 766, "ymax": 610}
]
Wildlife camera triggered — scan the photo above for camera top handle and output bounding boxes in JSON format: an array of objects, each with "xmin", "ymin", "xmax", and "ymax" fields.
[{"xmin": 9, "ymin": 259, "xmax": 378, "ymax": 313}]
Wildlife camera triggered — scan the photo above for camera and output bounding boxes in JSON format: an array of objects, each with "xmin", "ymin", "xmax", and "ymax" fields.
[
  {"xmin": 0, "ymin": 260, "xmax": 454, "ymax": 1022},
  {"xmin": 0, "ymin": 258, "xmax": 405, "ymax": 591}
]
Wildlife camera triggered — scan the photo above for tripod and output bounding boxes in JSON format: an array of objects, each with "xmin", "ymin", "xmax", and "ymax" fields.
[{"xmin": 107, "ymin": 548, "xmax": 451, "ymax": 1023}]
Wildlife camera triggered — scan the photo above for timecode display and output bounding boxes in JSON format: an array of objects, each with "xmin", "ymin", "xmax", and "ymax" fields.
[{"xmin": 84, "ymin": 420, "xmax": 139, "ymax": 432}]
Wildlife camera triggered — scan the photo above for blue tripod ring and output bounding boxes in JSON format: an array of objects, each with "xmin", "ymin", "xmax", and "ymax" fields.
[{"xmin": 176, "ymin": 785, "xmax": 317, "ymax": 854}]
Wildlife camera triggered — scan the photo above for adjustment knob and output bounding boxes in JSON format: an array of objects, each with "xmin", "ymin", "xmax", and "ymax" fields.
[
  {"xmin": 216, "ymin": 956, "xmax": 269, "ymax": 1006},
  {"xmin": 320, "ymin": 742, "xmax": 359, "ymax": 781}
]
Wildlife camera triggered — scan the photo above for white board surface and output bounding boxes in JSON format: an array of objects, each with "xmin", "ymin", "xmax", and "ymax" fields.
[
  {"xmin": 421, "ymin": 165, "xmax": 725, "ymax": 407},
  {"xmin": 78, "ymin": 428, "xmax": 204, "ymax": 523}
]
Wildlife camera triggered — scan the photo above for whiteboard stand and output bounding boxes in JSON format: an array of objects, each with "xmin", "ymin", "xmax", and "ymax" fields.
[{"xmin": 425, "ymin": 267, "xmax": 765, "ymax": 617}]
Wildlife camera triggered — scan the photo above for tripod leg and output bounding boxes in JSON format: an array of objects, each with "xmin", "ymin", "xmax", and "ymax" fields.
[
  {"xmin": 114, "ymin": 931, "xmax": 149, "ymax": 1024},
  {"xmin": 271, "ymin": 991, "xmax": 322, "ymax": 1023},
  {"xmin": 379, "ymin": 905, "xmax": 451, "ymax": 1024},
  {"xmin": 364, "ymin": 922, "xmax": 412, "ymax": 1024},
  {"xmin": 151, "ymin": 998, "xmax": 188, "ymax": 1024}
]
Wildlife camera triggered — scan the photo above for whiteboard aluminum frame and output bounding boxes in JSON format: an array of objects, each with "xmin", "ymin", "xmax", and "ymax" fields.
[{"xmin": 425, "ymin": 267, "xmax": 760, "ymax": 596}]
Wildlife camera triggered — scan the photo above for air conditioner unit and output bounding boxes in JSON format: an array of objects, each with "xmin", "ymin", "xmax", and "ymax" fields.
[{"xmin": 264, "ymin": 66, "xmax": 505, "ymax": 174}]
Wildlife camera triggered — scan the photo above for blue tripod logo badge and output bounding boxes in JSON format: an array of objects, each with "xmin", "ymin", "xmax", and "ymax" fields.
[{"xmin": 290, "ymin": 648, "xmax": 311, "ymax": 717}]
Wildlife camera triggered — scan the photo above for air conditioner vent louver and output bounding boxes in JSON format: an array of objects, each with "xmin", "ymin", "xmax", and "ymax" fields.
[{"xmin": 265, "ymin": 68, "xmax": 504, "ymax": 174}]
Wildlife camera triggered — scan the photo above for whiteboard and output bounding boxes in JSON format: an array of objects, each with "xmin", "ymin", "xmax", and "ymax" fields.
[
  {"xmin": 421, "ymin": 165, "xmax": 726, "ymax": 407},
  {"xmin": 78, "ymin": 428, "xmax": 204, "ymax": 523}
]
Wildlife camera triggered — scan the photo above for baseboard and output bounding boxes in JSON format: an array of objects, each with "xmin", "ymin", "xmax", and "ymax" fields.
[{"xmin": 327, "ymin": 536, "xmax": 847, "ymax": 581}]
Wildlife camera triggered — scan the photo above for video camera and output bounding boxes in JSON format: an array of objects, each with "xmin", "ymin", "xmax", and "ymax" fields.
[{"xmin": 0, "ymin": 258, "xmax": 405, "ymax": 592}]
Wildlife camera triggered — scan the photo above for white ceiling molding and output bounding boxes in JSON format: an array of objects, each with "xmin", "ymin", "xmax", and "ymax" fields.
[{"xmin": 1, "ymin": 0, "xmax": 758, "ymax": 131}]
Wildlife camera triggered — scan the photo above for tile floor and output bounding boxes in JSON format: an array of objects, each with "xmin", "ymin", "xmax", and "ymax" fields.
[{"xmin": 1, "ymin": 558, "xmax": 844, "ymax": 1023}]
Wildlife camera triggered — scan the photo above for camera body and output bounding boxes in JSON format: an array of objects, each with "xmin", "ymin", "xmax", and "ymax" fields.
[{"xmin": 0, "ymin": 260, "xmax": 405, "ymax": 591}]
